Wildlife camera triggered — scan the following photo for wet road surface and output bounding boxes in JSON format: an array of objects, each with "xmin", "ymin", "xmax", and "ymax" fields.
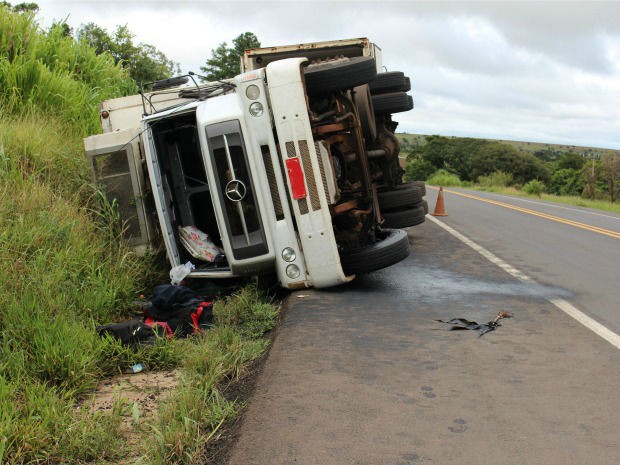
[
  {"xmin": 227, "ymin": 220, "xmax": 620, "ymax": 465},
  {"xmin": 428, "ymin": 187, "xmax": 620, "ymax": 334}
]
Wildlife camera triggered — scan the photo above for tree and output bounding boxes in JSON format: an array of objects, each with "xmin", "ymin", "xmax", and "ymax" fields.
[
  {"xmin": 49, "ymin": 20, "xmax": 72, "ymax": 37},
  {"xmin": 1, "ymin": 1, "xmax": 38, "ymax": 13},
  {"xmin": 557, "ymin": 151, "xmax": 585, "ymax": 171},
  {"xmin": 201, "ymin": 32, "xmax": 260, "ymax": 80},
  {"xmin": 404, "ymin": 158, "xmax": 435, "ymax": 181},
  {"xmin": 408, "ymin": 135, "xmax": 549, "ymax": 185},
  {"xmin": 77, "ymin": 23, "xmax": 178, "ymax": 85},
  {"xmin": 549, "ymin": 169, "xmax": 583, "ymax": 196},
  {"xmin": 601, "ymin": 154, "xmax": 620, "ymax": 202}
]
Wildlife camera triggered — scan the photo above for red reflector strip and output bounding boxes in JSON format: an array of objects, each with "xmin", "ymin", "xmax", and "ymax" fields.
[{"xmin": 286, "ymin": 157, "xmax": 307, "ymax": 200}]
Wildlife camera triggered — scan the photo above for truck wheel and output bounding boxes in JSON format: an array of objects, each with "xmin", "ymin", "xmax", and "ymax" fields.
[
  {"xmin": 304, "ymin": 57, "xmax": 377, "ymax": 96},
  {"xmin": 353, "ymin": 84, "xmax": 377, "ymax": 143},
  {"xmin": 411, "ymin": 180, "xmax": 426, "ymax": 196},
  {"xmin": 422, "ymin": 199, "xmax": 428, "ymax": 215},
  {"xmin": 382, "ymin": 206, "xmax": 426, "ymax": 229},
  {"xmin": 369, "ymin": 72, "xmax": 411, "ymax": 94},
  {"xmin": 378, "ymin": 184, "xmax": 423, "ymax": 211},
  {"xmin": 340, "ymin": 228, "xmax": 410, "ymax": 275},
  {"xmin": 372, "ymin": 92, "xmax": 414, "ymax": 114}
]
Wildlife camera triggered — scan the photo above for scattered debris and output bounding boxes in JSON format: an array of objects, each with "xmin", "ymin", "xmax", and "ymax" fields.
[
  {"xmin": 170, "ymin": 261, "xmax": 195, "ymax": 285},
  {"xmin": 436, "ymin": 311, "xmax": 513, "ymax": 336},
  {"xmin": 96, "ymin": 284, "xmax": 214, "ymax": 348}
]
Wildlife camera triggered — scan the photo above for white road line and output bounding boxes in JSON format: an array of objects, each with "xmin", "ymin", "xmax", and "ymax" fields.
[{"xmin": 427, "ymin": 215, "xmax": 620, "ymax": 349}]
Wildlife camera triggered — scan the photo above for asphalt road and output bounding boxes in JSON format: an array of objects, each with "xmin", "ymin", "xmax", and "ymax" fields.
[
  {"xmin": 427, "ymin": 187, "xmax": 620, "ymax": 335},
  {"xmin": 226, "ymin": 217, "xmax": 620, "ymax": 465}
]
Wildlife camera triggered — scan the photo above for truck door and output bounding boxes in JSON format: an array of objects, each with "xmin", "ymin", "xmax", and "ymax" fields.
[{"xmin": 84, "ymin": 128, "xmax": 155, "ymax": 253}]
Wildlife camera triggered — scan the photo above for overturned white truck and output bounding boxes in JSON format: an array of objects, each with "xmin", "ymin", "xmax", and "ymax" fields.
[{"xmin": 84, "ymin": 38, "xmax": 426, "ymax": 289}]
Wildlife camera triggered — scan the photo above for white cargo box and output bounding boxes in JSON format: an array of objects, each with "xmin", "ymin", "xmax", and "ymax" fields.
[{"xmin": 242, "ymin": 37, "xmax": 382, "ymax": 72}]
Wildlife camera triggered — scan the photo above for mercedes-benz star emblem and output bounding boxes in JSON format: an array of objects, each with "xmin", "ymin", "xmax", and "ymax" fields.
[{"xmin": 225, "ymin": 179, "xmax": 247, "ymax": 202}]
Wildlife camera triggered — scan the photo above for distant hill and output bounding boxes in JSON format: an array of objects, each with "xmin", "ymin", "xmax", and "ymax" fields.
[{"xmin": 396, "ymin": 133, "xmax": 620, "ymax": 161}]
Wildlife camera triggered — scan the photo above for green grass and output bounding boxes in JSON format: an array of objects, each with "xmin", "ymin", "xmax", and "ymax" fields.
[
  {"xmin": 0, "ymin": 109, "xmax": 159, "ymax": 463},
  {"xmin": 0, "ymin": 7, "xmax": 136, "ymax": 134},
  {"xmin": 137, "ymin": 285, "xmax": 278, "ymax": 465}
]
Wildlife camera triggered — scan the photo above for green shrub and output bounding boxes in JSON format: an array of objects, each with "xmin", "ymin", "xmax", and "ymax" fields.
[
  {"xmin": 549, "ymin": 168, "xmax": 584, "ymax": 196},
  {"xmin": 426, "ymin": 169, "xmax": 462, "ymax": 187},
  {"xmin": 522, "ymin": 179, "xmax": 546, "ymax": 197},
  {"xmin": 404, "ymin": 158, "xmax": 435, "ymax": 181},
  {"xmin": 477, "ymin": 170, "xmax": 513, "ymax": 187}
]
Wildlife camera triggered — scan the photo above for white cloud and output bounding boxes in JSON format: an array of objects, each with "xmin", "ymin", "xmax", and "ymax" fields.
[{"xmin": 31, "ymin": 0, "xmax": 620, "ymax": 148}]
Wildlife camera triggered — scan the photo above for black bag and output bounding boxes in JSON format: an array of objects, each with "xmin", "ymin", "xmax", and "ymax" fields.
[
  {"xmin": 149, "ymin": 284, "xmax": 199, "ymax": 316},
  {"xmin": 145, "ymin": 285, "xmax": 213, "ymax": 337},
  {"xmin": 96, "ymin": 320, "xmax": 157, "ymax": 346}
]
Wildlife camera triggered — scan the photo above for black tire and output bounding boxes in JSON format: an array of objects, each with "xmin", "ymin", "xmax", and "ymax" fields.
[
  {"xmin": 402, "ymin": 76, "xmax": 411, "ymax": 93},
  {"xmin": 378, "ymin": 185, "xmax": 423, "ymax": 211},
  {"xmin": 421, "ymin": 199, "xmax": 429, "ymax": 215},
  {"xmin": 372, "ymin": 92, "xmax": 414, "ymax": 114},
  {"xmin": 411, "ymin": 180, "xmax": 426, "ymax": 196},
  {"xmin": 382, "ymin": 206, "xmax": 426, "ymax": 229},
  {"xmin": 353, "ymin": 84, "xmax": 377, "ymax": 143},
  {"xmin": 304, "ymin": 57, "xmax": 377, "ymax": 96},
  {"xmin": 369, "ymin": 71, "xmax": 410, "ymax": 94},
  {"xmin": 340, "ymin": 228, "xmax": 410, "ymax": 275}
]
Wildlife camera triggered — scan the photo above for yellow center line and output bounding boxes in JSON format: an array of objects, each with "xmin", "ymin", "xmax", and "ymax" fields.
[{"xmin": 430, "ymin": 187, "xmax": 620, "ymax": 239}]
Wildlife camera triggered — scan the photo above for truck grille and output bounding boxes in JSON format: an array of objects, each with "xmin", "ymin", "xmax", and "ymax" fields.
[
  {"xmin": 206, "ymin": 121, "xmax": 268, "ymax": 260},
  {"xmin": 298, "ymin": 140, "xmax": 321, "ymax": 211},
  {"xmin": 260, "ymin": 145, "xmax": 284, "ymax": 220},
  {"xmin": 285, "ymin": 141, "xmax": 296, "ymax": 158}
]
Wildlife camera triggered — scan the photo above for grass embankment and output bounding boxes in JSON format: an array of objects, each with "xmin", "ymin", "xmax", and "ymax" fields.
[{"xmin": 1, "ymin": 8, "xmax": 280, "ymax": 464}]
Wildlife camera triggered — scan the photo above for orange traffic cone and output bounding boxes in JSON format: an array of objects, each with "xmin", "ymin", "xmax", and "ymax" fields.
[{"xmin": 432, "ymin": 186, "xmax": 448, "ymax": 216}]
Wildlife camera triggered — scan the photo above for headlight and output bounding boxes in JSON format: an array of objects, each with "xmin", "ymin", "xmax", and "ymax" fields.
[
  {"xmin": 246, "ymin": 84, "xmax": 260, "ymax": 100},
  {"xmin": 249, "ymin": 102, "xmax": 264, "ymax": 117},
  {"xmin": 282, "ymin": 247, "xmax": 296, "ymax": 262},
  {"xmin": 286, "ymin": 264, "xmax": 301, "ymax": 279}
]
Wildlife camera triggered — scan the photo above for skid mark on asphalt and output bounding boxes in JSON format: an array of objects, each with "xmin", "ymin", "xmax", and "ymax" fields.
[{"xmin": 357, "ymin": 265, "xmax": 572, "ymax": 302}]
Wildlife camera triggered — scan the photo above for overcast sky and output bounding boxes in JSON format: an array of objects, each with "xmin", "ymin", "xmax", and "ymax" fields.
[{"xmin": 33, "ymin": 0, "xmax": 620, "ymax": 149}]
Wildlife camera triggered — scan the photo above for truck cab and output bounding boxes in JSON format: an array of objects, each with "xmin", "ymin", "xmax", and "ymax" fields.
[{"xmin": 85, "ymin": 39, "xmax": 419, "ymax": 289}]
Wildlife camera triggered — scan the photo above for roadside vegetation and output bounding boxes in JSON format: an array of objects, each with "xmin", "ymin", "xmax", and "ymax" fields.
[
  {"xmin": 401, "ymin": 134, "xmax": 620, "ymax": 212},
  {"xmin": 1, "ymin": 5, "xmax": 278, "ymax": 464}
]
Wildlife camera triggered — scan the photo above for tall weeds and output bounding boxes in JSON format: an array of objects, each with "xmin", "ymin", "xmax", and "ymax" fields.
[
  {"xmin": 0, "ymin": 7, "xmax": 136, "ymax": 134},
  {"xmin": 0, "ymin": 7, "xmax": 153, "ymax": 463}
]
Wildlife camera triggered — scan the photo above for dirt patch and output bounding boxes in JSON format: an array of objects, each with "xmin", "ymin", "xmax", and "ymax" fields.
[{"xmin": 80, "ymin": 368, "xmax": 179, "ymax": 459}]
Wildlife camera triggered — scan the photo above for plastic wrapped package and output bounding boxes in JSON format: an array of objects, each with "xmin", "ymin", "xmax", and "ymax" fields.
[{"xmin": 178, "ymin": 226, "xmax": 224, "ymax": 262}]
